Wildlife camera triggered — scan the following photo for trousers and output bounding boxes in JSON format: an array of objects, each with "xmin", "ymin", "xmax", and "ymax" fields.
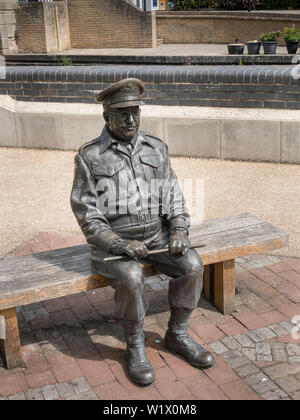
[{"xmin": 91, "ymin": 233, "xmax": 204, "ymax": 324}]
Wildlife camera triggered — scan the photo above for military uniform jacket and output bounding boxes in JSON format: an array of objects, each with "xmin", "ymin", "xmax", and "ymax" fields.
[{"xmin": 71, "ymin": 126, "xmax": 190, "ymax": 254}]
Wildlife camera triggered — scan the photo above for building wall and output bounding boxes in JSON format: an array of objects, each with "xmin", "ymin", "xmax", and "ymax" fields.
[
  {"xmin": 44, "ymin": 2, "xmax": 71, "ymax": 53},
  {"xmin": 67, "ymin": 0, "xmax": 156, "ymax": 48},
  {"xmin": 16, "ymin": 2, "xmax": 70, "ymax": 53},
  {"xmin": 156, "ymin": 11, "xmax": 300, "ymax": 46},
  {"xmin": 0, "ymin": 0, "xmax": 18, "ymax": 54}
]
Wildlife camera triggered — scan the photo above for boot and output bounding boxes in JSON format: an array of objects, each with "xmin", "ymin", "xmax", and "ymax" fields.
[
  {"xmin": 164, "ymin": 308, "xmax": 215, "ymax": 369},
  {"xmin": 121, "ymin": 320, "xmax": 155, "ymax": 386}
]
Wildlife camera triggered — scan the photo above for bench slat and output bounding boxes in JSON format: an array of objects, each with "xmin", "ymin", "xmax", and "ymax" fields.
[
  {"xmin": 0, "ymin": 213, "xmax": 256, "ymax": 275},
  {"xmin": 0, "ymin": 214, "xmax": 288, "ymax": 310},
  {"xmin": 0, "ymin": 213, "xmax": 285, "ymax": 276},
  {"xmin": 188, "ymin": 212, "xmax": 266, "ymax": 235}
]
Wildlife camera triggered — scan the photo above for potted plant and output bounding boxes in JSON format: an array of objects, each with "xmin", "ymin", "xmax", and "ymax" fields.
[
  {"xmin": 260, "ymin": 30, "xmax": 281, "ymax": 54},
  {"xmin": 284, "ymin": 26, "xmax": 300, "ymax": 55},
  {"xmin": 227, "ymin": 39, "xmax": 245, "ymax": 55},
  {"xmin": 246, "ymin": 40, "xmax": 261, "ymax": 55}
]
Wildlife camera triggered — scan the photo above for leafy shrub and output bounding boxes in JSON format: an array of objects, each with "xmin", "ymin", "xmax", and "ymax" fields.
[
  {"xmin": 174, "ymin": 0, "xmax": 300, "ymax": 9},
  {"xmin": 222, "ymin": 0, "xmax": 260, "ymax": 9},
  {"xmin": 258, "ymin": 0, "xmax": 300, "ymax": 10},
  {"xmin": 60, "ymin": 57, "xmax": 72, "ymax": 66},
  {"xmin": 175, "ymin": 0, "xmax": 224, "ymax": 8},
  {"xmin": 175, "ymin": 0, "xmax": 197, "ymax": 9},
  {"xmin": 260, "ymin": 30, "xmax": 281, "ymax": 41},
  {"xmin": 284, "ymin": 26, "xmax": 300, "ymax": 42},
  {"xmin": 199, "ymin": 0, "xmax": 224, "ymax": 7}
]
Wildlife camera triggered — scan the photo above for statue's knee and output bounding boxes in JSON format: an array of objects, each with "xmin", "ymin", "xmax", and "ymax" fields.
[
  {"xmin": 191, "ymin": 255, "xmax": 204, "ymax": 274},
  {"xmin": 182, "ymin": 251, "xmax": 204, "ymax": 276},
  {"xmin": 122, "ymin": 264, "xmax": 144, "ymax": 292}
]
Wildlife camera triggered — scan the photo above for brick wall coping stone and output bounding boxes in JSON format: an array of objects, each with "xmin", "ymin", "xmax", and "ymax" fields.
[
  {"xmin": 1, "ymin": 65, "xmax": 300, "ymax": 109},
  {"xmin": 2, "ymin": 64, "xmax": 299, "ymax": 85}
]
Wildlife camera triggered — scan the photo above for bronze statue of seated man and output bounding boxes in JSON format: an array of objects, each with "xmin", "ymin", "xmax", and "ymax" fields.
[{"xmin": 71, "ymin": 78, "xmax": 215, "ymax": 386}]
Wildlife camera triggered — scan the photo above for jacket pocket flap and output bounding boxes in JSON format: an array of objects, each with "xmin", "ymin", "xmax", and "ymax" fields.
[
  {"xmin": 93, "ymin": 159, "xmax": 125, "ymax": 177},
  {"xmin": 140, "ymin": 154, "xmax": 164, "ymax": 168}
]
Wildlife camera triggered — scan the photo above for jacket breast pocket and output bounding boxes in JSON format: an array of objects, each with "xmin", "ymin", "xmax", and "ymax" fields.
[
  {"xmin": 140, "ymin": 154, "xmax": 164, "ymax": 169},
  {"xmin": 140, "ymin": 153, "xmax": 165, "ymax": 182},
  {"xmin": 93, "ymin": 159, "xmax": 126, "ymax": 209},
  {"xmin": 92, "ymin": 159, "xmax": 125, "ymax": 178}
]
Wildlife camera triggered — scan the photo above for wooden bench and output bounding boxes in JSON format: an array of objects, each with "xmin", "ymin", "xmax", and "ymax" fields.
[{"xmin": 0, "ymin": 213, "xmax": 288, "ymax": 370}]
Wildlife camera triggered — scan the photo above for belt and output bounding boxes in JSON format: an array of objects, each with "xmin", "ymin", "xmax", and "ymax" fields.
[{"xmin": 109, "ymin": 213, "xmax": 160, "ymax": 229}]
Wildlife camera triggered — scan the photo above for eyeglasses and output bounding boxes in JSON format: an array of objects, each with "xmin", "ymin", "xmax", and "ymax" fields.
[{"xmin": 109, "ymin": 108, "xmax": 141, "ymax": 121}]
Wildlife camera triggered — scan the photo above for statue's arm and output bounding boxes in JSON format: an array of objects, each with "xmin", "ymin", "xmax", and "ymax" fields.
[
  {"xmin": 161, "ymin": 143, "xmax": 190, "ymax": 233},
  {"xmin": 70, "ymin": 153, "xmax": 120, "ymax": 252}
]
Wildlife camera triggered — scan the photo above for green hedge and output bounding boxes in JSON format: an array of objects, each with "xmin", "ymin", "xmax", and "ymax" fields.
[
  {"xmin": 174, "ymin": 0, "xmax": 197, "ymax": 9},
  {"xmin": 258, "ymin": 0, "xmax": 300, "ymax": 9}
]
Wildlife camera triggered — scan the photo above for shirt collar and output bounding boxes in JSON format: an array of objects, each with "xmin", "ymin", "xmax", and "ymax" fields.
[
  {"xmin": 99, "ymin": 126, "xmax": 156, "ymax": 155},
  {"xmin": 99, "ymin": 126, "xmax": 113, "ymax": 154}
]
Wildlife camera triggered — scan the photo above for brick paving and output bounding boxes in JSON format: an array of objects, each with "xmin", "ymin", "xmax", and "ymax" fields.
[{"xmin": 0, "ymin": 232, "xmax": 300, "ymax": 400}]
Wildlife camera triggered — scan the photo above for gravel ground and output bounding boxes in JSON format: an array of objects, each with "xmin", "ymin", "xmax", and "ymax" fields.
[{"xmin": 0, "ymin": 147, "xmax": 299, "ymax": 258}]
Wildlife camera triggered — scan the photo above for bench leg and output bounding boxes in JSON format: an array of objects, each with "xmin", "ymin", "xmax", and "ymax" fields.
[
  {"xmin": 203, "ymin": 260, "xmax": 235, "ymax": 315},
  {"xmin": 203, "ymin": 265, "xmax": 212, "ymax": 301},
  {"xmin": 0, "ymin": 308, "xmax": 24, "ymax": 369}
]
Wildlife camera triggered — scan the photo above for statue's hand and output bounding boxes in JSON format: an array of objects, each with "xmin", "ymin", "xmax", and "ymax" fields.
[
  {"xmin": 169, "ymin": 229, "xmax": 190, "ymax": 256},
  {"xmin": 110, "ymin": 239, "xmax": 149, "ymax": 258}
]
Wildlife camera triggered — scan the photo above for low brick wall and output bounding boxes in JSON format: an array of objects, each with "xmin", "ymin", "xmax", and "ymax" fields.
[
  {"xmin": 0, "ymin": 65, "xmax": 300, "ymax": 110},
  {"xmin": 156, "ymin": 11, "xmax": 300, "ymax": 46},
  {"xmin": 16, "ymin": 1, "xmax": 71, "ymax": 53}
]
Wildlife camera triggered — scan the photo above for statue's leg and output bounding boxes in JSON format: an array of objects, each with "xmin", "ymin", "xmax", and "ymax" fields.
[
  {"xmin": 92, "ymin": 259, "xmax": 154, "ymax": 386},
  {"xmin": 148, "ymin": 242, "xmax": 215, "ymax": 369}
]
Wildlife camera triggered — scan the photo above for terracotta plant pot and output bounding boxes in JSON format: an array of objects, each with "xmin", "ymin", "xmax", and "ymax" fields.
[
  {"xmin": 247, "ymin": 42, "xmax": 261, "ymax": 55},
  {"xmin": 227, "ymin": 44, "xmax": 245, "ymax": 55},
  {"xmin": 286, "ymin": 41, "xmax": 299, "ymax": 54}
]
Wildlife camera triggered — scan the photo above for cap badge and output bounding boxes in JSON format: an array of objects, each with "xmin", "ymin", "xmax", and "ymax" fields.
[{"xmin": 124, "ymin": 82, "xmax": 136, "ymax": 92}]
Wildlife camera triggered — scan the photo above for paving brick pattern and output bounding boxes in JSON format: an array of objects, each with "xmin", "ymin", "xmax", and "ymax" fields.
[{"xmin": 0, "ymin": 232, "xmax": 300, "ymax": 400}]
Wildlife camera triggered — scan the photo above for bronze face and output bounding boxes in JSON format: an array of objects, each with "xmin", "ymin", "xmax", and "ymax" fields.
[{"xmin": 104, "ymin": 106, "xmax": 141, "ymax": 143}]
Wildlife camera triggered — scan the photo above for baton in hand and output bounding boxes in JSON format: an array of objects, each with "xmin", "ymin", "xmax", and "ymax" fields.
[{"xmin": 101, "ymin": 243, "xmax": 206, "ymax": 263}]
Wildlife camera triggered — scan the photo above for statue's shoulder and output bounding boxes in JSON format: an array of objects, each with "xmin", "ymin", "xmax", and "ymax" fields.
[
  {"xmin": 142, "ymin": 131, "xmax": 166, "ymax": 151},
  {"xmin": 78, "ymin": 136, "xmax": 100, "ymax": 156}
]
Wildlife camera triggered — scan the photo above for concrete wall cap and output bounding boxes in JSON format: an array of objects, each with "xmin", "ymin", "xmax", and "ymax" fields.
[{"xmin": 0, "ymin": 96, "xmax": 298, "ymax": 122}]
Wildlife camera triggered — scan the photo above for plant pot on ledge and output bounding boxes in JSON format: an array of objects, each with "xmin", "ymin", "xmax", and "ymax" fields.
[
  {"xmin": 246, "ymin": 41, "xmax": 261, "ymax": 55},
  {"xmin": 286, "ymin": 41, "xmax": 299, "ymax": 54},
  {"xmin": 227, "ymin": 44, "xmax": 245, "ymax": 55},
  {"xmin": 260, "ymin": 30, "xmax": 281, "ymax": 55},
  {"xmin": 262, "ymin": 41, "xmax": 278, "ymax": 54},
  {"xmin": 284, "ymin": 26, "xmax": 300, "ymax": 55}
]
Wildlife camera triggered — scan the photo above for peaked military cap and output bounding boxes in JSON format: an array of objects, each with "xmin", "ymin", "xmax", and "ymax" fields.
[{"xmin": 97, "ymin": 78, "xmax": 145, "ymax": 108}]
